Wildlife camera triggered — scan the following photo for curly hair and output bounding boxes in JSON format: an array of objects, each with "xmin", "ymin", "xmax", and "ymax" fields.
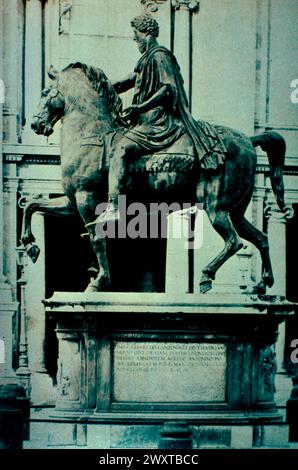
[{"xmin": 131, "ymin": 14, "xmax": 159, "ymax": 38}]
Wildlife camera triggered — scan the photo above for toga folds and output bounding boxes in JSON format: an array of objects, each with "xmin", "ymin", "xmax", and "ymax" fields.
[{"xmin": 124, "ymin": 45, "xmax": 227, "ymax": 170}]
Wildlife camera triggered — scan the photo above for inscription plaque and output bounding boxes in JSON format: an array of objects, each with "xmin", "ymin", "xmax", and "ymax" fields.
[{"xmin": 113, "ymin": 341, "xmax": 227, "ymax": 402}]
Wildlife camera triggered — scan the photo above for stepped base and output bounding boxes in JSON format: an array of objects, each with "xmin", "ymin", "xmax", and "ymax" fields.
[{"xmin": 25, "ymin": 410, "xmax": 290, "ymax": 449}]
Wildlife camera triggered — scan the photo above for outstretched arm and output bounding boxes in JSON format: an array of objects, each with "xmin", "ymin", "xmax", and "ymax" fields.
[{"xmin": 112, "ymin": 73, "xmax": 136, "ymax": 94}]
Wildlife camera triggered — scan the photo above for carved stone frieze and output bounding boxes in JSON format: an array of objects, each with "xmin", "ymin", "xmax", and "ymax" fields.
[
  {"xmin": 261, "ymin": 346, "xmax": 277, "ymax": 394},
  {"xmin": 57, "ymin": 336, "xmax": 81, "ymax": 402}
]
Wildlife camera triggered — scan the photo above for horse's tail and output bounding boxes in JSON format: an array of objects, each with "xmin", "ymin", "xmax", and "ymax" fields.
[{"xmin": 250, "ymin": 131, "xmax": 286, "ymax": 211}]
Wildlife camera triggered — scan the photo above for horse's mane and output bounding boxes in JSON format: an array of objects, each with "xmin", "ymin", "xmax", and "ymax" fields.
[{"xmin": 63, "ymin": 62, "xmax": 122, "ymax": 119}]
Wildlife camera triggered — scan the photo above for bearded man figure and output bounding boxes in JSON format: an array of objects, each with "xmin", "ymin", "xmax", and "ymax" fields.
[{"xmin": 93, "ymin": 13, "xmax": 227, "ymax": 224}]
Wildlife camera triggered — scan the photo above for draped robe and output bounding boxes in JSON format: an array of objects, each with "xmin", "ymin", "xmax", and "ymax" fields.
[{"xmin": 124, "ymin": 45, "xmax": 227, "ymax": 170}]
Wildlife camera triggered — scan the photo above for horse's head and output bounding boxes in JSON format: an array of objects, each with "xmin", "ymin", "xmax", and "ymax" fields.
[{"xmin": 31, "ymin": 66, "xmax": 65, "ymax": 136}]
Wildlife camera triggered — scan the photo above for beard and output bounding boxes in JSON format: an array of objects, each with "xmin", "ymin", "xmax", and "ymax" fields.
[{"xmin": 137, "ymin": 39, "xmax": 147, "ymax": 54}]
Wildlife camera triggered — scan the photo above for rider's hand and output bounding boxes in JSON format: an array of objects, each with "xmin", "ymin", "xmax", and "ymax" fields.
[{"xmin": 120, "ymin": 105, "xmax": 140, "ymax": 125}]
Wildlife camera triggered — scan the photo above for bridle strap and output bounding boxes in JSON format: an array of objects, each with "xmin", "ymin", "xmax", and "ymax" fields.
[{"xmin": 32, "ymin": 87, "xmax": 64, "ymax": 120}]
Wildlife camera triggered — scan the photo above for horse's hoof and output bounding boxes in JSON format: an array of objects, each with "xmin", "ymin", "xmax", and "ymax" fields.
[
  {"xmin": 251, "ymin": 281, "xmax": 266, "ymax": 295},
  {"xmin": 26, "ymin": 243, "xmax": 40, "ymax": 263},
  {"xmin": 85, "ymin": 276, "xmax": 110, "ymax": 293},
  {"xmin": 263, "ymin": 275, "xmax": 274, "ymax": 288},
  {"xmin": 85, "ymin": 283, "xmax": 100, "ymax": 293},
  {"xmin": 200, "ymin": 280, "xmax": 212, "ymax": 294}
]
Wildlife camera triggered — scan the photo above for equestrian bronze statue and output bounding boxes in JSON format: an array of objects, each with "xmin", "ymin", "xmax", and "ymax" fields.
[{"xmin": 22, "ymin": 16, "xmax": 286, "ymax": 294}]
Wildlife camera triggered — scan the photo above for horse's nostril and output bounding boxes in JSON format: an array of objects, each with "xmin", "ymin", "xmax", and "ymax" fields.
[{"xmin": 31, "ymin": 122, "xmax": 36, "ymax": 131}]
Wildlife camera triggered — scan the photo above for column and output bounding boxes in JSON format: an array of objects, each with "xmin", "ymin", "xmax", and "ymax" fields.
[
  {"xmin": 265, "ymin": 202, "xmax": 293, "ymax": 297},
  {"xmin": 26, "ymin": 215, "xmax": 46, "ymax": 373},
  {"xmin": 0, "ymin": 0, "xmax": 17, "ymax": 384},
  {"xmin": 0, "ymin": 0, "xmax": 5, "ymax": 290},
  {"xmin": 3, "ymin": 176, "xmax": 19, "ymax": 301},
  {"xmin": 165, "ymin": 211, "xmax": 189, "ymax": 294},
  {"xmin": 251, "ymin": 181, "xmax": 266, "ymax": 287},
  {"xmin": 254, "ymin": 0, "xmax": 270, "ymax": 133},
  {"xmin": 22, "ymin": 0, "xmax": 44, "ymax": 143},
  {"xmin": 15, "ymin": 246, "xmax": 31, "ymax": 396},
  {"xmin": 265, "ymin": 202, "xmax": 294, "ymax": 407},
  {"xmin": 25, "ymin": 212, "xmax": 55, "ymax": 404},
  {"xmin": 172, "ymin": 0, "xmax": 199, "ymax": 103},
  {"xmin": 2, "ymin": 0, "xmax": 21, "ymax": 143},
  {"xmin": 165, "ymin": 1, "xmax": 199, "ymax": 294}
]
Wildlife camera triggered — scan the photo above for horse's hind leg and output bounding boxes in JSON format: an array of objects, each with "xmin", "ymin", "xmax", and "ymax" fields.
[
  {"xmin": 200, "ymin": 210, "xmax": 243, "ymax": 293},
  {"xmin": 75, "ymin": 191, "xmax": 110, "ymax": 292},
  {"xmin": 231, "ymin": 214, "xmax": 274, "ymax": 294}
]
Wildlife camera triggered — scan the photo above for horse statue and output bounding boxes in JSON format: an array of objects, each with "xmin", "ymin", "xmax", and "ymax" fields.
[{"xmin": 22, "ymin": 62, "xmax": 286, "ymax": 294}]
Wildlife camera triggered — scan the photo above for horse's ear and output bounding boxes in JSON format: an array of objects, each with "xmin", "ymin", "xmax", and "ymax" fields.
[{"xmin": 48, "ymin": 65, "xmax": 59, "ymax": 81}]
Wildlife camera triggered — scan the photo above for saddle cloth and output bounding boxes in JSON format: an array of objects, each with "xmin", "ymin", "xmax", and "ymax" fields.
[{"xmin": 130, "ymin": 132, "xmax": 196, "ymax": 174}]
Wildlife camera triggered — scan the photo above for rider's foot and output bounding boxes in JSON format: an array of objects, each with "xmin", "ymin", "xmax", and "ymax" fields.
[{"xmin": 86, "ymin": 202, "xmax": 120, "ymax": 227}]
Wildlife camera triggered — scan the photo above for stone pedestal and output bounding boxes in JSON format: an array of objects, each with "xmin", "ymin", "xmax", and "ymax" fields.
[
  {"xmin": 0, "ymin": 384, "xmax": 30, "ymax": 449},
  {"xmin": 287, "ymin": 375, "xmax": 298, "ymax": 442},
  {"xmin": 45, "ymin": 292, "xmax": 294, "ymax": 432},
  {"xmin": 158, "ymin": 421, "xmax": 193, "ymax": 449}
]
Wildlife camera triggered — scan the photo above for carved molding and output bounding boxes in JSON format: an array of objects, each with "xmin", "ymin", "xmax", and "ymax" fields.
[
  {"xmin": 261, "ymin": 346, "xmax": 277, "ymax": 394},
  {"xmin": 264, "ymin": 202, "xmax": 294, "ymax": 223},
  {"xmin": 140, "ymin": 0, "xmax": 168, "ymax": 13},
  {"xmin": 59, "ymin": 0, "xmax": 72, "ymax": 35},
  {"xmin": 140, "ymin": 0, "xmax": 200, "ymax": 13},
  {"xmin": 256, "ymin": 164, "xmax": 298, "ymax": 176},
  {"xmin": 57, "ymin": 336, "xmax": 81, "ymax": 402},
  {"xmin": 3, "ymin": 178, "xmax": 19, "ymax": 193},
  {"xmin": 4, "ymin": 154, "xmax": 24, "ymax": 163},
  {"xmin": 4, "ymin": 154, "xmax": 60, "ymax": 165},
  {"xmin": 16, "ymin": 178, "xmax": 63, "ymax": 195},
  {"xmin": 171, "ymin": 0, "xmax": 199, "ymax": 12}
]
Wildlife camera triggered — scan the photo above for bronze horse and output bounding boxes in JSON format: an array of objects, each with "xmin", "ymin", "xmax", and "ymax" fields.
[{"xmin": 23, "ymin": 62, "xmax": 286, "ymax": 294}]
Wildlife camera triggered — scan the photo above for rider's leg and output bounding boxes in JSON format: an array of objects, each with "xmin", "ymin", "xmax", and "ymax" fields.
[
  {"xmin": 92, "ymin": 136, "xmax": 142, "ymax": 223},
  {"xmin": 108, "ymin": 137, "xmax": 140, "ymax": 201}
]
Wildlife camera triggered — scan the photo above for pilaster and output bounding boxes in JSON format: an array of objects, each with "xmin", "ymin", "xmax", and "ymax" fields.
[
  {"xmin": 0, "ymin": 0, "xmax": 18, "ymax": 385},
  {"xmin": 171, "ymin": 1, "xmax": 199, "ymax": 105},
  {"xmin": 264, "ymin": 202, "xmax": 294, "ymax": 409},
  {"xmin": 264, "ymin": 202, "xmax": 294, "ymax": 297},
  {"xmin": 22, "ymin": 0, "xmax": 45, "ymax": 144}
]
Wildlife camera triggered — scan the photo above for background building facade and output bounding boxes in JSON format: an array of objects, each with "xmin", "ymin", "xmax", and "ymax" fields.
[{"xmin": 0, "ymin": 0, "xmax": 298, "ymax": 445}]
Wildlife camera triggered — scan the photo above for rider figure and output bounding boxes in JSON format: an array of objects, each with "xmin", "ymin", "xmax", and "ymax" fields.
[{"xmin": 94, "ymin": 13, "xmax": 227, "ymax": 223}]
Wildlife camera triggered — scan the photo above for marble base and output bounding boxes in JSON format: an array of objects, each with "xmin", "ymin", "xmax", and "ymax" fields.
[{"xmin": 44, "ymin": 292, "xmax": 295, "ymax": 424}]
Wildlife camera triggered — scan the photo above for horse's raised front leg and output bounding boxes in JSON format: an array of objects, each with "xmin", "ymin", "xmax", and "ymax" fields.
[
  {"xmin": 75, "ymin": 191, "xmax": 110, "ymax": 292},
  {"xmin": 20, "ymin": 195, "xmax": 76, "ymax": 262},
  {"xmin": 200, "ymin": 210, "xmax": 243, "ymax": 293}
]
